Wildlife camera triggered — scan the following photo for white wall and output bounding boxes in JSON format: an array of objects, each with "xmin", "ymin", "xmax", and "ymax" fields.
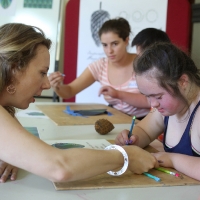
[{"xmin": 76, "ymin": 0, "xmax": 168, "ymax": 104}]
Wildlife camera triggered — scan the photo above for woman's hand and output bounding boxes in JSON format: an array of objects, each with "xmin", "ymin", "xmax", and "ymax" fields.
[
  {"xmin": 48, "ymin": 72, "xmax": 65, "ymax": 89},
  {"xmin": 115, "ymin": 129, "xmax": 139, "ymax": 146},
  {"xmin": 99, "ymin": 86, "xmax": 118, "ymax": 98},
  {"xmin": 124, "ymin": 146, "xmax": 159, "ymax": 174},
  {"xmin": 0, "ymin": 160, "xmax": 18, "ymax": 183}
]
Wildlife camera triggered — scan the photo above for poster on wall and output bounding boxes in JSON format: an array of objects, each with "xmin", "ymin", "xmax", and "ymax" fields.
[
  {"xmin": 0, "ymin": 0, "xmax": 17, "ymax": 16},
  {"xmin": 76, "ymin": 0, "xmax": 168, "ymax": 104},
  {"xmin": 0, "ymin": 0, "xmax": 60, "ymax": 74}
]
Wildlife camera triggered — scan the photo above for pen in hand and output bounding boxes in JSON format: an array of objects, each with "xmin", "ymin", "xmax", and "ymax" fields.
[
  {"xmin": 47, "ymin": 73, "xmax": 65, "ymax": 77},
  {"xmin": 128, "ymin": 116, "xmax": 136, "ymax": 139}
]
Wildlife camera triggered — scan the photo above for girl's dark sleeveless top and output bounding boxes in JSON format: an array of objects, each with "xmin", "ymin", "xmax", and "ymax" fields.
[{"xmin": 163, "ymin": 101, "xmax": 200, "ymax": 157}]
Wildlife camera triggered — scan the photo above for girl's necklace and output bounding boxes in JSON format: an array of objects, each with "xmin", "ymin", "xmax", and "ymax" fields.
[
  {"xmin": 176, "ymin": 92, "xmax": 200, "ymax": 123},
  {"xmin": 176, "ymin": 109, "xmax": 191, "ymax": 123}
]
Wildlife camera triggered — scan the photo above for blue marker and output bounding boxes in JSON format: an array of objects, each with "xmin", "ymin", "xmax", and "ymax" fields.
[
  {"xmin": 143, "ymin": 172, "xmax": 160, "ymax": 182},
  {"xmin": 128, "ymin": 116, "xmax": 136, "ymax": 138}
]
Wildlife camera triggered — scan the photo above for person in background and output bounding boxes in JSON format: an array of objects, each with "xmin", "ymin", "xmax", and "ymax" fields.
[
  {"xmin": 0, "ymin": 23, "xmax": 159, "ymax": 183},
  {"xmin": 115, "ymin": 42, "xmax": 200, "ymax": 181},
  {"xmin": 49, "ymin": 17, "xmax": 150, "ymax": 119},
  {"xmin": 131, "ymin": 27, "xmax": 171, "ymax": 54}
]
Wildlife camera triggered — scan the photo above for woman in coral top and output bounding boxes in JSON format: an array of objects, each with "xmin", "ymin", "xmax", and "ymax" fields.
[{"xmin": 49, "ymin": 17, "xmax": 150, "ymax": 118}]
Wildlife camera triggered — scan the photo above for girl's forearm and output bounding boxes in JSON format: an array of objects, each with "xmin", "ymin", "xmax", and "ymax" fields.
[
  {"xmin": 170, "ymin": 153, "xmax": 200, "ymax": 181},
  {"xmin": 117, "ymin": 91, "xmax": 150, "ymax": 108}
]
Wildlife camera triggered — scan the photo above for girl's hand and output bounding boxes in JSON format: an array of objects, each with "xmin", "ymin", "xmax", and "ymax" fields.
[
  {"xmin": 152, "ymin": 152, "xmax": 173, "ymax": 168},
  {"xmin": 99, "ymin": 86, "xmax": 118, "ymax": 98},
  {"xmin": 115, "ymin": 129, "xmax": 139, "ymax": 146},
  {"xmin": 0, "ymin": 160, "xmax": 18, "ymax": 183},
  {"xmin": 48, "ymin": 72, "xmax": 65, "ymax": 89}
]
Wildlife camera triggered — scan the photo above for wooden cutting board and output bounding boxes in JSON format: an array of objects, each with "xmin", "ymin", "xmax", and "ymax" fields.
[
  {"xmin": 36, "ymin": 104, "xmax": 133, "ymax": 126},
  {"xmin": 53, "ymin": 145, "xmax": 200, "ymax": 190}
]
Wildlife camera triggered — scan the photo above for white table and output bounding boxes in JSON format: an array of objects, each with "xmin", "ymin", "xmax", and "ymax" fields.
[{"xmin": 2, "ymin": 102, "xmax": 199, "ymax": 200}]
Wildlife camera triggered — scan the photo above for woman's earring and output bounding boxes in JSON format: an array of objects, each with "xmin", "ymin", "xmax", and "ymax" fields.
[{"xmin": 6, "ymin": 84, "xmax": 16, "ymax": 94}]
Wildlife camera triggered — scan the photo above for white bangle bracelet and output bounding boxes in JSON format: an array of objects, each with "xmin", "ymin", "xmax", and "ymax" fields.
[{"xmin": 104, "ymin": 145, "xmax": 129, "ymax": 176}]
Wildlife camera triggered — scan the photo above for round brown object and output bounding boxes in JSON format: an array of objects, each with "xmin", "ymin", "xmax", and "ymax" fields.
[{"xmin": 95, "ymin": 119, "xmax": 114, "ymax": 135}]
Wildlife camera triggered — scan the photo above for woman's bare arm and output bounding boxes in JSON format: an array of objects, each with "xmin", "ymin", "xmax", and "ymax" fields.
[{"xmin": 0, "ymin": 106, "xmax": 159, "ymax": 182}]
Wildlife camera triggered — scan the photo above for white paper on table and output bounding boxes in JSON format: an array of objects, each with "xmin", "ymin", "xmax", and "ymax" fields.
[
  {"xmin": 16, "ymin": 110, "xmax": 49, "ymax": 119},
  {"xmin": 45, "ymin": 139, "xmax": 112, "ymax": 150}
]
